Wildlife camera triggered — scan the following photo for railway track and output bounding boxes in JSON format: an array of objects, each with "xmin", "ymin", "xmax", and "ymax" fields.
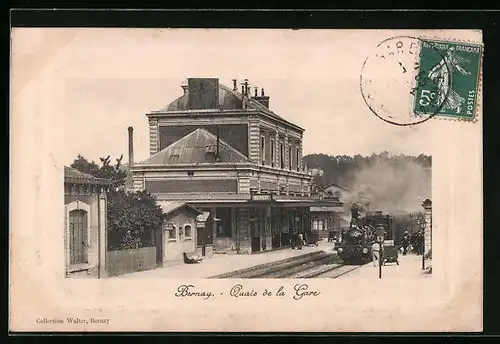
[{"xmin": 210, "ymin": 250, "xmax": 364, "ymax": 279}]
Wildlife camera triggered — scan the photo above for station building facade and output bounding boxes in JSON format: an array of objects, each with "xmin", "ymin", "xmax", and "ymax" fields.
[{"xmin": 130, "ymin": 78, "xmax": 340, "ymax": 254}]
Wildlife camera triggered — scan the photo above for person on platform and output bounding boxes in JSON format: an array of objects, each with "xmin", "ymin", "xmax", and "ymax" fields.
[
  {"xmin": 371, "ymin": 241, "xmax": 381, "ymax": 267},
  {"xmin": 297, "ymin": 232, "xmax": 303, "ymax": 250},
  {"xmin": 401, "ymin": 231, "xmax": 410, "ymax": 256}
]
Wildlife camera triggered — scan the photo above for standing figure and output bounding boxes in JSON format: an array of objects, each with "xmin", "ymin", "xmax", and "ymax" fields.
[
  {"xmin": 427, "ymin": 46, "xmax": 472, "ymax": 114},
  {"xmin": 371, "ymin": 241, "xmax": 381, "ymax": 267},
  {"xmin": 297, "ymin": 232, "xmax": 303, "ymax": 250},
  {"xmin": 417, "ymin": 231, "xmax": 424, "ymax": 255},
  {"xmin": 401, "ymin": 231, "xmax": 410, "ymax": 256}
]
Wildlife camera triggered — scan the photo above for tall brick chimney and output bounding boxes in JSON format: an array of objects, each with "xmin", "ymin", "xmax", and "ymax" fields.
[{"xmin": 128, "ymin": 126, "xmax": 134, "ymax": 166}]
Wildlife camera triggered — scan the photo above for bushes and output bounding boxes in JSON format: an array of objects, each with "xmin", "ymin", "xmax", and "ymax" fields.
[
  {"xmin": 70, "ymin": 154, "xmax": 164, "ymax": 251},
  {"xmin": 107, "ymin": 190, "xmax": 164, "ymax": 250}
]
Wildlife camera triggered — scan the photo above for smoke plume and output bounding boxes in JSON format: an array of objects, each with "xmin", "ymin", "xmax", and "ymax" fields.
[{"xmin": 342, "ymin": 158, "xmax": 431, "ymax": 216}]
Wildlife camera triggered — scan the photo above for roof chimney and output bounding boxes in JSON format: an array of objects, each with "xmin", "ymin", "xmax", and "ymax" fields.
[
  {"xmin": 187, "ymin": 78, "xmax": 219, "ymax": 109},
  {"xmin": 233, "ymin": 79, "xmax": 237, "ymax": 91},
  {"xmin": 241, "ymin": 83, "xmax": 246, "ymax": 109},
  {"xmin": 254, "ymin": 87, "xmax": 258, "ymax": 97},
  {"xmin": 244, "ymin": 79, "xmax": 249, "ymax": 96},
  {"xmin": 128, "ymin": 126, "xmax": 134, "ymax": 166},
  {"xmin": 181, "ymin": 80, "xmax": 188, "ymax": 94},
  {"xmin": 253, "ymin": 87, "xmax": 270, "ymax": 109}
]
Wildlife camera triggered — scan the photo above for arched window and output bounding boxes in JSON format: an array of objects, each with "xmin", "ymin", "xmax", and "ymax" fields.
[
  {"xmin": 164, "ymin": 222, "xmax": 177, "ymax": 242},
  {"xmin": 184, "ymin": 224, "xmax": 192, "ymax": 239}
]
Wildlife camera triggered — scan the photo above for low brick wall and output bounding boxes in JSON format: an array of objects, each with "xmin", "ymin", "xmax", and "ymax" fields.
[{"xmin": 106, "ymin": 247, "xmax": 157, "ymax": 277}]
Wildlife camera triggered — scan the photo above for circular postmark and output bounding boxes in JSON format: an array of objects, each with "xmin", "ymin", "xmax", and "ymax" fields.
[{"xmin": 360, "ymin": 36, "xmax": 452, "ymax": 126}]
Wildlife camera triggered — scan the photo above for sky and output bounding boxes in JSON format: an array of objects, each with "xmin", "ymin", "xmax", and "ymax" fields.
[{"xmin": 12, "ymin": 28, "xmax": 475, "ymax": 166}]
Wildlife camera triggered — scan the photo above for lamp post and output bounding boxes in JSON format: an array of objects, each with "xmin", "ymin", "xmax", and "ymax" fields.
[{"xmin": 417, "ymin": 215, "xmax": 426, "ymax": 270}]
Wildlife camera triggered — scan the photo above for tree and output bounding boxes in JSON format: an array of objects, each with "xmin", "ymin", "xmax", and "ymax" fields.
[
  {"xmin": 70, "ymin": 154, "xmax": 164, "ymax": 250},
  {"xmin": 71, "ymin": 154, "xmax": 100, "ymax": 175},
  {"xmin": 71, "ymin": 154, "xmax": 127, "ymax": 189},
  {"xmin": 94, "ymin": 155, "xmax": 128, "ymax": 190},
  {"xmin": 107, "ymin": 190, "xmax": 165, "ymax": 250}
]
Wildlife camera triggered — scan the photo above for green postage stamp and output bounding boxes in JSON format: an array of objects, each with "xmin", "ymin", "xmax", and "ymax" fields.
[{"xmin": 413, "ymin": 39, "xmax": 483, "ymax": 121}]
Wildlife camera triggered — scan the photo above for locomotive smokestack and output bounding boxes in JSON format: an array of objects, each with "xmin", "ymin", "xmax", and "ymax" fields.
[{"xmin": 128, "ymin": 126, "xmax": 134, "ymax": 166}]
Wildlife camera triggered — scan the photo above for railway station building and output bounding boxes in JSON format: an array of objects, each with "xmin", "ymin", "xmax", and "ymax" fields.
[{"xmin": 129, "ymin": 78, "xmax": 341, "ymax": 254}]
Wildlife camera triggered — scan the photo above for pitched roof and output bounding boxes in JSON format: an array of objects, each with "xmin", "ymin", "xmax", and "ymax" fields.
[
  {"xmin": 153, "ymin": 82, "xmax": 287, "ymax": 123},
  {"xmin": 159, "ymin": 201, "xmax": 203, "ymax": 216},
  {"xmin": 64, "ymin": 166, "xmax": 112, "ymax": 185},
  {"xmin": 139, "ymin": 127, "xmax": 250, "ymax": 165}
]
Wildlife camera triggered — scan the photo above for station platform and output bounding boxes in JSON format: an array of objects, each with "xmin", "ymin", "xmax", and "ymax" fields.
[
  {"xmin": 117, "ymin": 239, "xmax": 335, "ymax": 279},
  {"xmin": 343, "ymin": 253, "xmax": 432, "ymax": 279}
]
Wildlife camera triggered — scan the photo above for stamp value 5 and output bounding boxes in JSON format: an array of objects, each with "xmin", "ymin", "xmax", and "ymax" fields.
[{"xmin": 414, "ymin": 40, "xmax": 483, "ymax": 120}]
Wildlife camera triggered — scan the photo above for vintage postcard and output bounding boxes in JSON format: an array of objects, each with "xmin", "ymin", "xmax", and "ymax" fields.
[{"xmin": 10, "ymin": 28, "xmax": 483, "ymax": 332}]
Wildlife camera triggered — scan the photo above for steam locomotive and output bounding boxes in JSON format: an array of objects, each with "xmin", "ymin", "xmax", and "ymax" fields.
[
  {"xmin": 334, "ymin": 225, "xmax": 374, "ymax": 263},
  {"xmin": 334, "ymin": 207, "xmax": 395, "ymax": 264}
]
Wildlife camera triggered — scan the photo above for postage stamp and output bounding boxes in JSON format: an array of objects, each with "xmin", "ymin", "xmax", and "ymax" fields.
[
  {"xmin": 413, "ymin": 39, "xmax": 483, "ymax": 121},
  {"xmin": 360, "ymin": 36, "xmax": 483, "ymax": 126}
]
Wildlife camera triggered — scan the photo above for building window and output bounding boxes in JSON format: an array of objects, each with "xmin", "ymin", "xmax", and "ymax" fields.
[
  {"xmin": 164, "ymin": 222, "xmax": 176, "ymax": 241},
  {"xmin": 280, "ymin": 143, "xmax": 284, "ymax": 169},
  {"xmin": 270, "ymin": 139, "xmax": 275, "ymax": 167},
  {"xmin": 187, "ymin": 170, "xmax": 194, "ymax": 176},
  {"xmin": 184, "ymin": 224, "xmax": 192, "ymax": 240},
  {"xmin": 288, "ymin": 145, "xmax": 292, "ymax": 170},
  {"xmin": 296, "ymin": 147, "xmax": 300, "ymax": 172},
  {"xmin": 312, "ymin": 220, "xmax": 324, "ymax": 231},
  {"xmin": 260, "ymin": 136, "xmax": 265, "ymax": 165},
  {"xmin": 69, "ymin": 209, "xmax": 88, "ymax": 264}
]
